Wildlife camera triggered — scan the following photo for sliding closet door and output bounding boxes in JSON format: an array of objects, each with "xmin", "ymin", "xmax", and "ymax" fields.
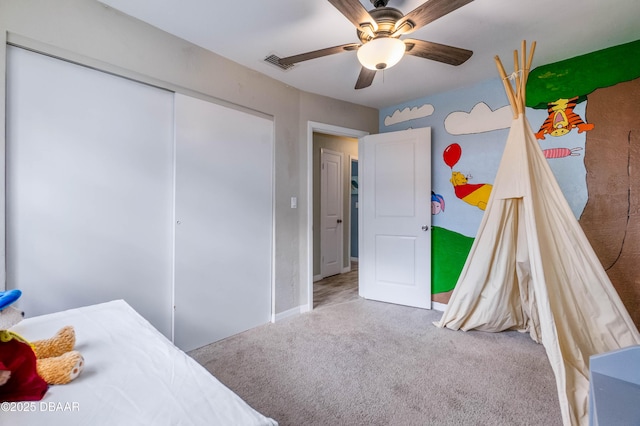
[
  {"xmin": 174, "ymin": 94, "xmax": 273, "ymax": 351},
  {"xmin": 6, "ymin": 46, "xmax": 174, "ymax": 337}
]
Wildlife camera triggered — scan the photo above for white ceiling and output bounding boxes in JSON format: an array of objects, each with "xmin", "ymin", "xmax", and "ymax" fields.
[{"xmin": 98, "ymin": 0, "xmax": 640, "ymax": 109}]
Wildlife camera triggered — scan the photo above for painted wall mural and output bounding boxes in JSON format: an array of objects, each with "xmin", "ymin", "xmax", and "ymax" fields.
[
  {"xmin": 535, "ymin": 97, "xmax": 594, "ymax": 140},
  {"xmin": 526, "ymin": 39, "xmax": 640, "ymax": 327},
  {"xmin": 380, "ymin": 39, "xmax": 640, "ymax": 313},
  {"xmin": 444, "ymin": 102, "xmax": 511, "ymax": 135},
  {"xmin": 542, "ymin": 147, "xmax": 582, "ymax": 159},
  {"xmin": 381, "ymin": 84, "xmax": 518, "ymax": 303},
  {"xmin": 431, "ymin": 192, "xmax": 445, "ymax": 215},
  {"xmin": 533, "ymin": 97, "xmax": 589, "ymax": 160},
  {"xmin": 384, "ymin": 104, "xmax": 434, "ymax": 126},
  {"xmin": 444, "ymin": 143, "xmax": 492, "ymax": 211}
]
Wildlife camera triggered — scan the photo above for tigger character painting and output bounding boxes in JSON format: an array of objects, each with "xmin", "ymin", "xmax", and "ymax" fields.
[{"xmin": 535, "ymin": 96, "xmax": 594, "ymax": 140}]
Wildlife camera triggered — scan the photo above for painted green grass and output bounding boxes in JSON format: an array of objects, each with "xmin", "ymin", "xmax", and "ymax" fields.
[
  {"xmin": 432, "ymin": 226, "xmax": 474, "ymax": 294},
  {"xmin": 527, "ymin": 39, "xmax": 640, "ymax": 109}
]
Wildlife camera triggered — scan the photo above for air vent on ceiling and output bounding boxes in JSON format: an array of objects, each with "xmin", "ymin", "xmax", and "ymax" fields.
[{"xmin": 264, "ymin": 54, "xmax": 295, "ymax": 71}]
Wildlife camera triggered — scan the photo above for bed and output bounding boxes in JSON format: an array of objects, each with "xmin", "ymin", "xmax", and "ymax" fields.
[{"xmin": 4, "ymin": 299, "xmax": 278, "ymax": 425}]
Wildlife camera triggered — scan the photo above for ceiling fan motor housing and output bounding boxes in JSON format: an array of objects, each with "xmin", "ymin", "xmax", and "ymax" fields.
[{"xmin": 357, "ymin": 7, "xmax": 405, "ymax": 43}]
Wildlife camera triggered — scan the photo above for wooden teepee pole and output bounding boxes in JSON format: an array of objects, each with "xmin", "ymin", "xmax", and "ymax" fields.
[
  {"xmin": 525, "ymin": 41, "xmax": 537, "ymax": 87},
  {"xmin": 494, "ymin": 40, "xmax": 536, "ymax": 118},
  {"xmin": 494, "ymin": 55, "xmax": 518, "ymax": 118},
  {"xmin": 513, "ymin": 49, "xmax": 521, "ymax": 104}
]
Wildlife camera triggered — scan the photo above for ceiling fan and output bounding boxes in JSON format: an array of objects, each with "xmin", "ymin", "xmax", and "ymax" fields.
[{"xmin": 277, "ymin": 0, "xmax": 474, "ymax": 89}]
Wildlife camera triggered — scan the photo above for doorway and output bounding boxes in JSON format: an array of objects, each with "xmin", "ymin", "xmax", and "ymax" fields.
[
  {"xmin": 314, "ymin": 136, "xmax": 357, "ymax": 308},
  {"xmin": 306, "ymin": 122, "xmax": 368, "ymax": 311}
]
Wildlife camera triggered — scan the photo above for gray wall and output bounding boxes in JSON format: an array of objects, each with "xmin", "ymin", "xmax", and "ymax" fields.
[{"xmin": 0, "ymin": 0, "xmax": 378, "ymax": 315}]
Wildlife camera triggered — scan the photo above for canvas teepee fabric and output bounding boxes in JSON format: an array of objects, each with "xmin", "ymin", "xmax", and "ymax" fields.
[{"xmin": 435, "ymin": 41, "xmax": 640, "ymax": 426}]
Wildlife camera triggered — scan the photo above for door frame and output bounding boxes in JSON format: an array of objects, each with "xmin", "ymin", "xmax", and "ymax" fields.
[{"xmin": 305, "ymin": 122, "xmax": 368, "ymax": 312}]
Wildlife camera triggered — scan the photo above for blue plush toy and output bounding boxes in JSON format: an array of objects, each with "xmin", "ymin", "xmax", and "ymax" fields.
[{"xmin": 0, "ymin": 289, "xmax": 22, "ymax": 311}]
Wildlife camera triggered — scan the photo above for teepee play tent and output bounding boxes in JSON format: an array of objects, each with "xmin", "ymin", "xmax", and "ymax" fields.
[{"xmin": 435, "ymin": 41, "xmax": 640, "ymax": 426}]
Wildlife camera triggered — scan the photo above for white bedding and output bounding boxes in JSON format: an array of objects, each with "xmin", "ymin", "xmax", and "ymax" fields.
[{"xmin": 4, "ymin": 300, "xmax": 277, "ymax": 425}]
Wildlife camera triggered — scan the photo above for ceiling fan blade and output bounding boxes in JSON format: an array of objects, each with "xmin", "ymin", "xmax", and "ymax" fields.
[
  {"xmin": 279, "ymin": 43, "xmax": 360, "ymax": 66},
  {"xmin": 328, "ymin": 0, "xmax": 378, "ymax": 37},
  {"xmin": 404, "ymin": 39, "xmax": 472, "ymax": 65},
  {"xmin": 355, "ymin": 67, "xmax": 377, "ymax": 90},
  {"xmin": 393, "ymin": 0, "xmax": 473, "ymax": 36}
]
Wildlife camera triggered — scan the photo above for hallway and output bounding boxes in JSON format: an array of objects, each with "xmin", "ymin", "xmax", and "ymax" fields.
[{"xmin": 313, "ymin": 261, "xmax": 359, "ymax": 309}]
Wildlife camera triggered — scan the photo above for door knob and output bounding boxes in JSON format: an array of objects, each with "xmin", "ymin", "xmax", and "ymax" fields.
[
  {"xmin": 337, "ymin": 219, "xmax": 343, "ymax": 224},
  {"xmin": 421, "ymin": 225, "xmax": 429, "ymax": 231}
]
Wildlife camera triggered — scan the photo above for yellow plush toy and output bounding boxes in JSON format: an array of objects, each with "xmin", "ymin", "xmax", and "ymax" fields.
[
  {"xmin": 0, "ymin": 290, "xmax": 84, "ymax": 402},
  {"xmin": 31, "ymin": 325, "xmax": 84, "ymax": 385}
]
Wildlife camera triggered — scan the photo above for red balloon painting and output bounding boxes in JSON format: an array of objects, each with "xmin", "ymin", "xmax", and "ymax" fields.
[{"xmin": 443, "ymin": 143, "xmax": 462, "ymax": 168}]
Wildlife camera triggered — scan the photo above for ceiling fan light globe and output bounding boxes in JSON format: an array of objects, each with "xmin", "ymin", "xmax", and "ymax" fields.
[{"xmin": 357, "ymin": 37, "xmax": 405, "ymax": 71}]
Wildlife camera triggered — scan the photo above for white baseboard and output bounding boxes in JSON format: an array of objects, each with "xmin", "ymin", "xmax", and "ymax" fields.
[
  {"xmin": 273, "ymin": 305, "xmax": 303, "ymax": 322},
  {"xmin": 274, "ymin": 301, "xmax": 445, "ymax": 322},
  {"xmin": 316, "ymin": 265, "xmax": 354, "ymax": 279},
  {"xmin": 300, "ymin": 303, "xmax": 311, "ymax": 314},
  {"xmin": 432, "ymin": 301, "xmax": 447, "ymax": 312}
]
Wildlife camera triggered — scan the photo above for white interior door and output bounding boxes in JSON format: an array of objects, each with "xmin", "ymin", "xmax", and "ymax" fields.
[
  {"xmin": 174, "ymin": 94, "xmax": 273, "ymax": 352},
  {"xmin": 320, "ymin": 149, "xmax": 343, "ymax": 278},
  {"xmin": 358, "ymin": 128, "xmax": 431, "ymax": 309}
]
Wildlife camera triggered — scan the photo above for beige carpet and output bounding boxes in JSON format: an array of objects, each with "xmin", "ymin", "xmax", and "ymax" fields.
[{"xmin": 190, "ymin": 299, "xmax": 562, "ymax": 426}]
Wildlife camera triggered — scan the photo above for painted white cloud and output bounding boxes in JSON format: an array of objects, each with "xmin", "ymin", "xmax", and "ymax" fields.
[
  {"xmin": 384, "ymin": 104, "xmax": 434, "ymax": 126},
  {"xmin": 445, "ymin": 102, "xmax": 512, "ymax": 135}
]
